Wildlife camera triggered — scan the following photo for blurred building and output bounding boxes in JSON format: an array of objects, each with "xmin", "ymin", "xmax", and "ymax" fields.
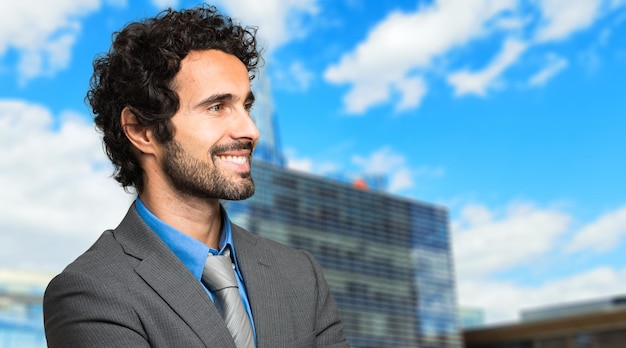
[
  {"xmin": 232, "ymin": 70, "xmax": 462, "ymax": 346},
  {"xmin": 249, "ymin": 70, "xmax": 286, "ymax": 167},
  {"xmin": 225, "ymin": 160, "xmax": 462, "ymax": 347},
  {"xmin": 463, "ymin": 295, "xmax": 626, "ymax": 348},
  {"xmin": 0, "ymin": 269, "xmax": 51, "ymax": 348},
  {"xmin": 520, "ymin": 295, "xmax": 626, "ymax": 322}
]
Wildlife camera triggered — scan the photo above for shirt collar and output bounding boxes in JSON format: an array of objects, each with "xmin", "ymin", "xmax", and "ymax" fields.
[{"xmin": 134, "ymin": 198, "xmax": 240, "ymax": 282}]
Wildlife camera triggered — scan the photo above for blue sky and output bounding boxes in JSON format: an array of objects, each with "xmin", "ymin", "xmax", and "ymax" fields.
[{"xmin": 1, "ymin": 0, "xmax": 625, "ymax": 324}]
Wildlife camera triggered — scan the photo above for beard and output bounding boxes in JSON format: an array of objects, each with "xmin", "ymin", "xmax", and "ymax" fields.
[{"xmin": 161, "ymin": 139, "xmax": 255, "ymax": 200}]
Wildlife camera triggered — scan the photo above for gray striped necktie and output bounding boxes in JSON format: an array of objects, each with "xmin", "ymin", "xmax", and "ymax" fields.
[{"xmin": 202, "ymin": 247, "xmax": 255, "ymax": 348}]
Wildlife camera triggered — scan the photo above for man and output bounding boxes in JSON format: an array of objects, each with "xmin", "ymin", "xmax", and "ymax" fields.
[{"xmin": 43, "ymin": 5, "xmax": 349, "ymax": 348}]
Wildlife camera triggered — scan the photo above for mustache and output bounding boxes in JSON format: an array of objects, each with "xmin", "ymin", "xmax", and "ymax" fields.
[{"xmin": 210, "ymin": 141, "xmax": 254, "ymax": 156}]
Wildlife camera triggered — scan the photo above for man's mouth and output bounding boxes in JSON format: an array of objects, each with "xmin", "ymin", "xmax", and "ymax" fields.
[
  {"xmin": 217, "ymin": 155, "xmax": 248, "ymax": 164},
  {"xmin": 212, "ymin": 141, "xmax": 254, "ymax": 154},
  {"xmin": 211, "ymin": 141, "xmax": 254, "ymax": 170}
]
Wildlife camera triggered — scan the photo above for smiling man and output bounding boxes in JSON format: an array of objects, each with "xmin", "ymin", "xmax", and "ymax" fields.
[{"xmin": 43, "ymin": 5, "xmax": 348, "ymax": 348}]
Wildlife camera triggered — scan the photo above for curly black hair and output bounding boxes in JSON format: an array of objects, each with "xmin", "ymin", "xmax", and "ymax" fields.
[{"xmin": 87, "ymin": 5, "xmax": 261, "ymax": 193}]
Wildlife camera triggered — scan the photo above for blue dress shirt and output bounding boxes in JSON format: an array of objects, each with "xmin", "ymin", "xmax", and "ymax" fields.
[{"xmin": 134, "ymin": 198, "xmax": 256, "ymax": 342}]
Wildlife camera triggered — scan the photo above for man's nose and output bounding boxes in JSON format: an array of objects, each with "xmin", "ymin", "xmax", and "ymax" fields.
[{"xmin": 231, "ymin": 109, "xmax": 260, "ymax": 144}]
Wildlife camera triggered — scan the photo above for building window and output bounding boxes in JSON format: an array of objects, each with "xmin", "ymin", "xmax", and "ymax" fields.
[{"xmin": 574, "ymin": 332, "xmax": 593, "ymax": 348}]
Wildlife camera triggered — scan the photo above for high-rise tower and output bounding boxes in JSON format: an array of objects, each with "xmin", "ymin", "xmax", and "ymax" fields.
[
  {"xmin": 250, "ymin": 69, "xmax": 285, "ymax": 167},
  {"xmin": 238, "ymin": 68, "xmax": 462, "ymax": 346},
  {"xmin": 225, "ymin": 161, "xmax": 462, "ymax": 347}
]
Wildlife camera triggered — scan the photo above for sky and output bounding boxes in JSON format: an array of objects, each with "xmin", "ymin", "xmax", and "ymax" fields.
[{"xmin": 1, "ymin": 0, "xmax": 625, "ymax": 325}]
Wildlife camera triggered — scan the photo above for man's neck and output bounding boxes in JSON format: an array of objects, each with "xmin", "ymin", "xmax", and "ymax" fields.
[{"xmin": 138, "ymin": 187, "xmax": 223, "ymax": 250}]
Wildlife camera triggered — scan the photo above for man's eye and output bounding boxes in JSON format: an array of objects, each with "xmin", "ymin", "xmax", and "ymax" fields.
[
  {"xmin": 244, "ymin": 103, "xmax": 254, "ymax": 112},
  {"xmin": 209, "ymin": 104, "xmax": 224, "ymax": 112}
]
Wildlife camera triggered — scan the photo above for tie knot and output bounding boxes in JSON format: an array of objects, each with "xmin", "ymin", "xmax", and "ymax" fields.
[{"xmin": 202, "ymin": 248, "xmax": 238, "ymax": 291}]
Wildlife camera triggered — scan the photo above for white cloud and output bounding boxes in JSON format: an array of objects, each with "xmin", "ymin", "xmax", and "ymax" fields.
[
  {"xmin": 0, "ymin": 100, "xmax": 133, "ymax": 271},
  {"xmin": 350, "ymin": 147, "xmax": 446, "ymax": 193},
  {"xmin": 286, "ymin": 157, "xmax": 314, "ymax": 173},
  {"xmin": 17, "ymin": 33, "xmax": 77, "ymax": 82},
  {"xmin": 334, "ymin": 77, "xmax": 392, "ymax": 115},
  {"xmin": 324, "ymin": 0, "xmax": 517, "ymax": 113},
  {"xmin": 213, "ymin": 0, "xmax": 319, "ymax": 52},
  {"xmin": 528, "ymin": 53, "xmax": 568, "ymax": 86},
  {"xmin": 452, "ymin": 202, "xmax": 571, "ymax": 278},
  {"xmin": 452, "ymin": 201, "xmax": 626, "ymax": 323},
  {"xmin": 285, "ymin": 147, "xmax": 444, "ymax": 194},
  {"xmin": 447, "ymin": 39, "xmax": 528, "ymax": 96},
  {"xmin": 534, "ymin": 0, "xmax": 603, "ymax": 43},
  {"xmin": 284, "ymin": 148, "xmax": 339, "ymax": 176},
  {"xmin": 458, "ymin": 266, "xmax": 626, "ymax": 323},
  {"xmin": 322, "ymin": 0, "xmax": 625, "ymax": 113},
  {"xmin": 0, "ymin": 0, "xmax": 100, "ymax": 83},
  {"xmin": 288, "ymin": 62, "xmax": 314, "ymax": 90},
  {"xmin": 274, "ymin": 61, "xmax": 315, "ymax": 91},
  {"xmin": 567, "ymin": 205, "xmax": 626, "ymax": 253},
  {"xmin": 352, "ymin": 147, "xmax": 406, "ymax": 175},
  {"xmin": 352, "ymin": 147, "xmax": 415, "ymax": 192},
  {"xmin": 394, "ymin": 76, "xmax": 428, "ymax": 111},
  {"xmin": 493, "ymin": 14, "xmax": 531, "ymax": 31},
  {"xmin": 388, "ymin": 168, "xmax": 414, "ymax": 192}
]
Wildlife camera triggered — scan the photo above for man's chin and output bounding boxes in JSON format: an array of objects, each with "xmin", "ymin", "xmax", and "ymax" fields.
[
  {"xmin": 221, "ymin": 187, "xmax": 255, "ymax": 201},
  {"xmin": 220, "ymin": 178, "xmax": 255, "ymax": 201}
]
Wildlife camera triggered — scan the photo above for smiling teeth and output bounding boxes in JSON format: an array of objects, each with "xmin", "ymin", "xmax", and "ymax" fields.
[{"xmin": 221, "ymin": 155, "xmax": 247, "ymax": 164}]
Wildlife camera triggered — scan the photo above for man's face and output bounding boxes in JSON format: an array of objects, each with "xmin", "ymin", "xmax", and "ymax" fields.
[{"xmin": 161, "ymin": 49, "xmax": 259, "ymax": 200}]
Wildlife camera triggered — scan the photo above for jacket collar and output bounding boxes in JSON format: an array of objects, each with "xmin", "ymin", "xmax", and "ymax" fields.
[{"xmin": 113, "ymin": 204, "xmax": 237, "ymax": 348}]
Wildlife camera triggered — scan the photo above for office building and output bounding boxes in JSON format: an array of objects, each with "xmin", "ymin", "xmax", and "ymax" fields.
[
  {"xmin": 464, "ymin": 295, "xmax": 626, "ymax": 348},
  {"xmin": 249, "ymin": 72, "xmax": 285, "ymax": 167},
  {"xmin": 225, "ymin": 160, "xmax": 462, "ymax": 347},
  {"xmin": 0, "ymin": 270, "xmax": 51, "ymax": 348},
  {"xmin": 521, "ymin": 295, "xmax": 626, "ymax": 322}
]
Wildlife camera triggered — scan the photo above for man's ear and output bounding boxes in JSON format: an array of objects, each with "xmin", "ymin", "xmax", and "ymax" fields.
[{"xmin": 121, "ymin": 107, "xmax": 158, "ymax": 155}]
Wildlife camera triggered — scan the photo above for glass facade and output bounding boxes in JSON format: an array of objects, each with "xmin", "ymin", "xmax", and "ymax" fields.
[
  {"xmin": 225, "ymin": 160, "xmax": 462, "ymax": 347},
  {"xmin": 0, "ymin": 302, "xmax": 45, "ymax": 348},
  {"xmin": 0, "ymin": 273, "xmax": 48, "ymax": 348},
  {"xmin": 249, "ymin": 71, "xmax": 285, "ymax": 167}
]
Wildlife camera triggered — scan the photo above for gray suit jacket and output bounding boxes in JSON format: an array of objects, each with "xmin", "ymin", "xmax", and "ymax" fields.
[{"xmin": 43, "ymin": 204, "xmax": 349, "ymax": 347}]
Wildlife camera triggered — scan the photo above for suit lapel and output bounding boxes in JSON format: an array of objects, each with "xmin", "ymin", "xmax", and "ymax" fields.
[
  {"xmin": 232, "ymin": 224, "xmax": 296, "ymax": 347},
  {"xmin": 114, "ymin": 205, "xmax": 237, "ymax": 348}
]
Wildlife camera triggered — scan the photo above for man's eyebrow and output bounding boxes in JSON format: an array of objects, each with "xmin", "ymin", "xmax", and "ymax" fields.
[
  {"xmin": 195, "ymin": 93, "xmax": 236, "ymax": 108},
  {"xmin": 195, "ymin": 91, "xmax": 255, "ymax": 108}
]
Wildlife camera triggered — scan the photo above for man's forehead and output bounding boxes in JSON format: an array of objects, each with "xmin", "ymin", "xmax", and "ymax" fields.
[{"xmin": 173, "ymin": 50, "xmax": 251, "ymax": 93}]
